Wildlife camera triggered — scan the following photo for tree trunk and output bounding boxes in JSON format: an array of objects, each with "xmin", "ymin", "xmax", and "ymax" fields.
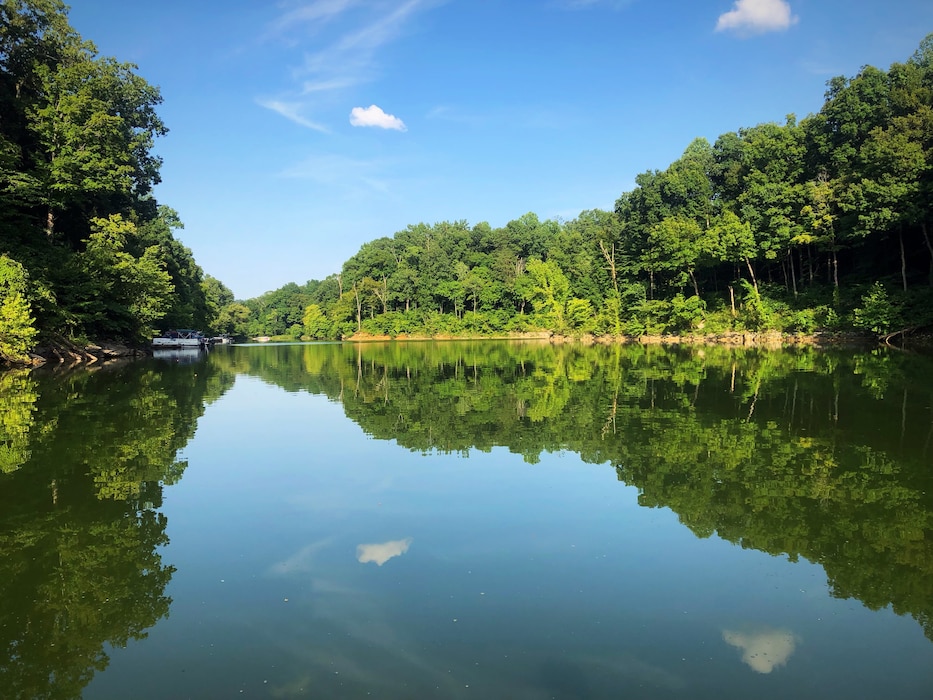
[
  {"xmin": 599, "ymin": 240, "xmax": 619, "ymax": 294},
  {"xmin": 688, "ymin": 269, "xmax": 699, "ymax": 297},
  {"xmin": 788, "ymin": 250, "xmax": 797, "ymax": 297},
  {"xmin": 900, "ymin": 229, "xmax": 908, "ymax": 292},
  {"xmin": 729, "ymin": 285, "xmax": 736, "ymax": 318},
  {"xmin": 744, "ymin": 257, "xmax": 759, "ymax": 294},
  {"xmin": 921, "ymin": 222, "xmax": 933, "ymax": 287}
]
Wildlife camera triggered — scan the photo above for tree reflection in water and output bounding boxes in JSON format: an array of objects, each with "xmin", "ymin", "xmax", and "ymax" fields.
[{"xmin": 0, "ymin": 358, "xmax": 234, "ymax": 699}]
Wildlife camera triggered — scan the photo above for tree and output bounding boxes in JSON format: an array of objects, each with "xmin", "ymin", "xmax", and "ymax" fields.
[
  {"xmin": 202, "ymin": 274, "xmax": 234, "ymax": 332},
  {"xmin": 74, "ymin": 214, "xmax": 173, "ymax": 339},
  {"xmin": 302, "ymin": 303, "xmax": 331, "ymax": 339},
  {"xmin": 26, "ymin": 37, "xmax": 165, "ymax": 243},
  {"xmin": 215, "ymin": 302, "xmax": 251, "ymax": 337},
  {"xmin": 0, "ymin": 255, "xmax": 37, "ymax": 362},
  {"xmin": 647, "ymin": 216, "xmax": 711, "ymax": 297},
  {"xmin": 522, "ymin": 258, "xmax": 570, "ymax": 328}
]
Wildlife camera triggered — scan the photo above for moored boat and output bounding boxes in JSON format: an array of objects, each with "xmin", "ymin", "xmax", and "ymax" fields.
[{"xmin": 152, "ymin": 329, "xmax": 209, "ymax": 349}]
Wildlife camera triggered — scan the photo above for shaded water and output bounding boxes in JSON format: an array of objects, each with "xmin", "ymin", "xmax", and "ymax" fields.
[{"xmin": 1, "ymin": 341, "xmax": 932, "ymax": 699}]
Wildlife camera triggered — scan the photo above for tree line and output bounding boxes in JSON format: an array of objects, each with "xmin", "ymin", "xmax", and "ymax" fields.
[
  {"xmin": 0, "ymin": 0, "xmax": 232, "ymax": 363},
  {"xmin": 222, "ymin": 34, "xmax": 933, "ymax": 343}
]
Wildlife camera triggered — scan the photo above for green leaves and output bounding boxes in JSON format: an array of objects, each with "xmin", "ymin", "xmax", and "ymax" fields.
[
  {"xmin": 0, "ymin": 255, "xmax": 38, "ymax": 362},
  {"xmin": 75, "ymin": 215, "xmax": 173, "ymax": 338}
]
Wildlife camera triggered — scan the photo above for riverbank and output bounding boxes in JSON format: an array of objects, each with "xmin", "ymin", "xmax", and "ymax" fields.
[
  {"xmin": 23, "ymin": 339, "xmax": 145, "ymax": 368},
  {"xmin": 5, "ymin": 328, "xmax": 925, "ymax": 370}
]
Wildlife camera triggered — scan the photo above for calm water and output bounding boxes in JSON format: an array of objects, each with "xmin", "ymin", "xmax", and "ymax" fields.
[{"xmin": 1, "ymin": 341, "xmax": 932, "ymax": 699}]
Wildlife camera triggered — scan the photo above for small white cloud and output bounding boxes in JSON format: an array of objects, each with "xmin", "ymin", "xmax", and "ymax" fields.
[
  {"xmin": 716, "ymin": 0, "xmax": 798, "ymax": 34},
  {"xmin": 350, "ymin": 104, "xmax": 407, "ymax": 131},
  {"xmin": 357, "ymin": 538, "xmax": 412, "ymax": 566},
  {"xmin": 723, "ymin": 628, "xmax": 798, "ymax": 673}
]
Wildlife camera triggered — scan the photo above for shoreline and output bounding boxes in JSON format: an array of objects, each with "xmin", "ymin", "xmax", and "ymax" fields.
[{"xmin": 7, "ymin": 329, "xmax": 928, "ymax": 370}]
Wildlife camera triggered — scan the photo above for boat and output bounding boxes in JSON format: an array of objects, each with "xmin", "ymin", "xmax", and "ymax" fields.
[
  {"xmin": 211, "ymin": 334, "xmax": 234, "ymax": 345},
  {"xmin": 152, "ymin": 329, "xmax": 209, "ymax": 349}
]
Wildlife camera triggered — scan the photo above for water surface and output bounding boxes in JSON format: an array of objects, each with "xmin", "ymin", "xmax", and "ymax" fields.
[{"xmin": 1, "ymin": 342, "xmax": 931, "ymax": 699}]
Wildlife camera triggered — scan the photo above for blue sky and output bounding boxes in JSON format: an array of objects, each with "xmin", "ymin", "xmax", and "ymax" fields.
[{"xmin": 67, "ymin": 0, "xmax": 933, "ymax": 300}]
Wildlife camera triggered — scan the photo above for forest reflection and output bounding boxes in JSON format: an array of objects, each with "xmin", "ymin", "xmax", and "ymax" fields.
[
  {"xmin": 0, "ymin": 358, "xmax": 235, "ymax": 699},
  {"xmin": 213, "ymin": 341, "xmax": 933, "ymax": 643},
  {"xmin": 1, "ymin": 340, "xmax": 931, "ymax": 698}
]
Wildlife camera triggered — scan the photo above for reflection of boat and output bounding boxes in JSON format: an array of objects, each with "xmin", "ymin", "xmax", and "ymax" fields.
[
  {"xmin": 152, "ymin": 329, "xmax": 209, "ymax": 349},
  {"xmin": 152, "ymin": 348, "xmax": 206, "ymax": 364}
]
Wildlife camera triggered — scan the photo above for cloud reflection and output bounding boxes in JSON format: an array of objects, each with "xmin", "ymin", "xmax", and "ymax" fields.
[
  {"xmin": 356, "ymin": 538, "xmax": 412, "ymax": 566},
  {"xmin": 268, "ymin": 538, "xmax": 334, "ymax": 575},
  {"xmin": 723, "ymin": 627, "xmax": 798, "ymax": 673}
]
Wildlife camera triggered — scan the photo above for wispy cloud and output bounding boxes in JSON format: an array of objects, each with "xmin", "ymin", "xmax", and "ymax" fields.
[
  {"xmin": 257, "ymin": 98, "xmax": 330, "ymax": 132},
  {"xmin": 259, "ymin": 0, "xmax": 438, "ymax": 130},
  {"xmin": 426, "ymin": 104, "xmax": 483, "ymax": 126},
  {"xmin": 350, "ymin": 104, "xmax": 407, "ymax": 130},
  {"xmin": 280, "ymin": 153, "xmax": 393, "ymax": 194},
  {"xmin": 716, "ymin": 0, "xmax": 798, "ymax": 35},
  {"xmin": 267, "ymin": 0, "xmax": 361, "ymax": 37}
]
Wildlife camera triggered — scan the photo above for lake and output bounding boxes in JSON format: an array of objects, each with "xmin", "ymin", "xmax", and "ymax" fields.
[{"xmin": 1, "ymin": 341, "xmax": 932, "ymax": 699}]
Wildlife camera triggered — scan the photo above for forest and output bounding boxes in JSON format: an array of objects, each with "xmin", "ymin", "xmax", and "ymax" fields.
[
  {"xmin": 222, "ymin": 35, "xmax": 933, "ymax": 345},
  {"xmin": 0, "ymin": 0, "xmax": 232, "ymax": 364},
  {"xmin": 1, "ymin": 0, "xmax": 933, "ymax": 362}
]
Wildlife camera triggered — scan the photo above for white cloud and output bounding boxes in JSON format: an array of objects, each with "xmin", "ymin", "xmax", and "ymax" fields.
[
  {"xmin": 261, "ymin": 0, "xmax": 438, "ymax": 130},
  {"xmin": 716, "ymin": 0, "xmax": 798, "ymax": 34},
  {"xmin": 357, "ymin": 538, "xmax": 413, "ymax": 566},
  {"xmin": 350, "ymin": 104, "xmax": 407, "ymax": 131},
  {"xmin": 257, "ymin": 99, "xmax": 331, "ymax": 132},
  {"xmin": 723, "ymin": 628, "xmax": 798, "ymax": 673}
]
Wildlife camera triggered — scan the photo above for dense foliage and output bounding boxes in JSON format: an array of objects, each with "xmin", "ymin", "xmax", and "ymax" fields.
[
  {"xmin": 0, "ymin": 0, "xmax": 231, "ymax": 362},
  {"xmin": 0, "ymin": 354, "xmax": 234, "ymax": 697},
  {"xmin": 228, "ymin": 35, "xmax": 933, "ymax": 342}
]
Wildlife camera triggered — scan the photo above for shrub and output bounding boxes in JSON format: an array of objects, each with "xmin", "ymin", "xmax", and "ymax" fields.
[{"xmin": 853, "ymin": 282, "xmax": 902, "ymax": 335}]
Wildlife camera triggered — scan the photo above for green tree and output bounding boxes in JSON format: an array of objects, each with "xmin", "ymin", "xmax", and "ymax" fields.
[
  {"xmin": 523, "ymin": 258, "xmax": 570, "ymax": 328},
  {"xmin": 0, "ymin": 254, "xmax": 38, "ymax": 361},
  {"xmin": 75, "ymin": 214, "xmax": 173, "ymax": 339}
]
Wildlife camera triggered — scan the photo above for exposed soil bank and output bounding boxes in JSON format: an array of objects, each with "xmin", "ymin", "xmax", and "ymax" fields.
[{"xmin": 23, "ymin": 340, "xmax": 145, "ymax": 368}]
